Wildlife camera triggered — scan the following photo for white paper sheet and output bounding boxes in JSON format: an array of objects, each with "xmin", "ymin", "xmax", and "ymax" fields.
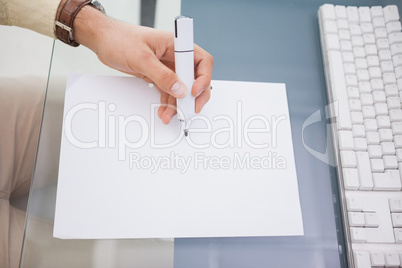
[{"xmin": 54, "ymin": 74, "xmax": 303, "ymax": 239}]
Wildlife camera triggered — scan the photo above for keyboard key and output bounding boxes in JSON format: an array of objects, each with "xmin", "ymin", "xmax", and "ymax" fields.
[
  {"xmin": 394, "ymin": 228, "xmax": 402, "ymax": 243},
  {"xmin": 351, "ymin": 227, "xmax": 367, "ymax": 242},
  {"xmin": 387, "ymin": 97, "xmax": 401, "ymax": 110},
  {"xmin": 365, "ymin": 45, "xmax": 378, "ymax": 56},
  {"xmin": 338, "ymin": 29, "xmax": 351, "ymax": 40},
  {"xmin": 349, "ymin": 212, "xmax": 365, "ymax": 226},
  {"xmin": 381, "ymin": 61, "xmax": 394, "ymax": 73},
  {"xmin": 381, "ymin": 142, "xmax": 396, "ymax": 155},
  {"xmin": 379, "ymin": 129, "xmax": 393, "ymax": 142},
  {"xmin": 396, "ymin": 149, "xmax": 402, "ymax": 161},
  {"xmin": 362, "ymin": 106, "xmax": 375, "ymax": 118},
  {"xmin": 374, "ymin": 103, "xmax": 389, "ymax": 115},
  {"xmin": 339, "ymin": 131, "xmax": 354, "ymax": 150},
  {"xmin": 374, "ymin": 27, "xmax": 388, "ymax": 39},
  {"xmin": 341, "ymin": 151, "xmax": 357, "ymax": 167},
  {"xmin": 385, "ymin": 84, "xmax": 399, "ymax": 97},
  {"xmin": 351, "ymin": 112, "xmax": 363, "ymax": 124},
  {"xmin": 370, "ymin": 6, "xmax": 383, "ymax": 18},
  {"xmin": 370, "ymin": 251, "xmax": 385, "ymax": 267},
  {"xmin": 377, "ymin": 116, "xmax": 391, "ymax": 129},
  {"xmin": 340, "ymin": 40, "xmax": 352, "ymax": 51},
  {"xmin": 383, "ymin": 73, "xmax": 397, "ymax": 85},
  {"xmin": 368, "ymin": 145, "xmax": 382, "ymax": 159},
  {"xmin": 389, "ymin": 198, "xmax": 402, "ymax": 212},
  {"xmin": 352, "ymin": 125, "xmax": 365, "ymax": 137},
  {"xmin": 356, "ymin": 152, "xmax": 374, "ymax": 190},
  {"xmin": 361, "ymin": 23, "xmax": 373, "ymax": 33},
  {"xmin": 383, "ymin": 5, "xmax": 400, "ymax": 23},
  {"xmin": 383, "ymin": 155, "xmax": 398, "ymax": 169},
  {"xmin": 394, "ymin": 135, "xmax": 402, "ymax": 149},
  {"xmin": 347, "ymin": 6, "xmax": 359, "ymax": 24},
  {"xmin": 356, "ymin": 69, "xmax": 369, "ymax": 81},
  {"xmin": 370, "ymin": 158, "xmax": 384, "ymax": 172},
  {"xmin": 321, "ymin": 4, "xmax": 336, "ymax": 20},
  {"xmin": 328, "ymin": 51, "xmax": 352, "ymax": 130},
  {"xmin": 355, "ymin": 48, "xmax": 367, "ymax": 60},
  {"xmin": 391, "ymin": 213, "xmax": 402, "ymax": 227},
  {"xmin": 364, "ymin": 119, "xmax": 378, "ymax": 131},
  {"xmin": 389, "ymin": 32, "xmax": 402, "ymax": 45},
  {"xmin": 351, "ymin": 36, "xmax": 363, "ymax": 47},
  {"xmin": 364, "ymin": 212, "xmax": 379, "ymax": 227},
  {"xmin": 379, "ymin": 49, "xmax": 392, "ymax": 61},
  {"xmin": 367, "ymin": 56, "xmax": 380, "ymax": 67},
  {"xmin": 323, "ymin": 20, "xmax": 338, "ymax": 34},
  {"xmin": 371, "ymin": 79, "xmax": 384, "ymax": 91},
  {"xmin": 372, "ymin": 91, "xmax": 386, "ymax": 103},
  {"xmin": 389, "ymin": 110, "xmax": 402, "ymax": 122},
  {"xmin": 377, "ymin": 38, "xmax": 390, "ymax": 50},
  {"xmin": 343, "ymin": 51, "xmax": 354, "ymax": 63},
  {"xmin": 360, "ymin": 94, "xmax": 373, "ymax": 106},
  {"xmin": 356, "ymin": 58, "xmax": 368, "ymax": 70},
  {"xmin": 343, "ymin": 168, "xmax": 360, "ymax": 189},
  {"xmin": 354, "ymin": 138, "xmax": 367, "ymax": 151},
  {"xmin": 363, "ymin": 34, "xmax": 375, "ymax": 44},
  {"xmin": 384, "ymin": 251, "xmax": 400, "ymax": 267},
  {"xmin": 366, "ymin": 132, "xmax": 380, "ymax": 145},
  {"xmin": 386, "ymin": 21, "xmax": 402, "ymax": 34},
  {"xmin": 394, "ymin": 55, "xmax": 402, "ymax": 67},
  {"xmin": 325, "ymin": 34, "xmax": 340, "ymax": 50},
  {"xmin": 373, "ymin": 170, "xmax": 401, "ymax": 190},
  {"xmin": 395, "ymin": 66, "xmax": 402, "ymax": 79},
  {"xmin": 392, "ymin": 122, "xmax": 402, "ymax": 134},
  {"xmin": 372, "ymin": 17, "xmax": 385, "ymax": 28},
  {"xmin": 354, "ymin": 251, "xmax": 371, "ymax": 268},
  {"xmin": 347, "ymin": 87, "xmax": 360, "ymax": 99},
  {"xmin": 346, "ymin": 75, "xmax": 358, "ymax": 86},
  {"xmin": 349, "ymin": 24, "xmax": 362, "ymax": 35},
  {"xmin": 347, "ymin": 197, "xmax": 363, "ymax": 211},
  {"xmin": 349, "ymin": 99, "xmax": 361, "ymax": 111},
  {"xmin": 335, "ymin": 5, "xmax": 347, "ymax": 19},
  {"xmin": 391, "ymin": 43, "xmax": 402, "ymax": 56},
  {"xmin": 358, "ymin": 7, "xmax": 371, "ymax": 22},
  {"xmin": 368, "ymin": 67, "xmax": 382, "ymax": 79}
]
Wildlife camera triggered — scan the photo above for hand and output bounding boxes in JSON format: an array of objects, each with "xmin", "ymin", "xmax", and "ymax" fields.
[{"xmin": 74, "ymin": 6, "xmax": 213, "ymax": 124}]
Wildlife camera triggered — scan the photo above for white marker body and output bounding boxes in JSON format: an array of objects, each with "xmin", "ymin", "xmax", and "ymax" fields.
[{"xmin": 174, "ymin": 16, "xmax": 195, "ymax": 125}]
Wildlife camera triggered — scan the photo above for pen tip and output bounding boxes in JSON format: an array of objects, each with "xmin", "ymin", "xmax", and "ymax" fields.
[{"xmin": 184, "ymin": 129, "xmax": 189, "ymax": 137}]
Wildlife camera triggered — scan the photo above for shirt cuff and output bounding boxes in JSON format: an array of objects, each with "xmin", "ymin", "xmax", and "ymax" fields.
[{"xmin": 7, "ymin": 0, "xmax": 61, "ymax": 38}]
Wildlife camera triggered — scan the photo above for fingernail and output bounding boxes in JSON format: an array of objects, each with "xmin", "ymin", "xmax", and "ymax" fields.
[{"xmin": 170, "ymin": 82, "xmax": 186, "ymax": 97}]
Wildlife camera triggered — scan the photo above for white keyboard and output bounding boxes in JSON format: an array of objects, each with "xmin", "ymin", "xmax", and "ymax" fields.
[{"xmin": 318, "ymin": 4, "xmax": 402, "ymax": 268}]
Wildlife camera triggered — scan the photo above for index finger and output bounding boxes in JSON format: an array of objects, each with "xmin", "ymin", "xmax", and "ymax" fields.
[{"xmin": 192, "ymin": 44, "xmax": 213, "ymax": 97}]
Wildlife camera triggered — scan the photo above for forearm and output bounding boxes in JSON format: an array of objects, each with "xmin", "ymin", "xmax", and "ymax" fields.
[{"xmin": 0, "ymin": 0, "xmax": 60, "ymax": 37}]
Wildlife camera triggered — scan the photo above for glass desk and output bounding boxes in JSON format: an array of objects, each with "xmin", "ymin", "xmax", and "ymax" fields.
[{"xmin": 20, "ymin": 0, "xmax": 402, "ymax": 267}]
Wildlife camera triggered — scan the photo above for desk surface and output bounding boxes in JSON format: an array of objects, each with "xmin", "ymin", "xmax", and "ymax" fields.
[{"xmin": 20, "ymin": 0, "xmax": 402, "ymax": 267}]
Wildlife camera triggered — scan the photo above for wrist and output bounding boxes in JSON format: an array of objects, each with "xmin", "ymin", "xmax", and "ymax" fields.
[{"xmin": 73, "ymin": 5, "xmax": 107, "ymax": 52}]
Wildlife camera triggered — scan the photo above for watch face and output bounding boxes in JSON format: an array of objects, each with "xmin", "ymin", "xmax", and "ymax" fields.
[{"xmin": 92, "ymin": 0, "xmax": 106, "ymax": 14}]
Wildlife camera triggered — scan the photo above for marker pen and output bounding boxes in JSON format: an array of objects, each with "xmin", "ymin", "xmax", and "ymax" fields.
[{"xmin": 174, "ymin": 15, "xmax": 195, "ymax": 137}]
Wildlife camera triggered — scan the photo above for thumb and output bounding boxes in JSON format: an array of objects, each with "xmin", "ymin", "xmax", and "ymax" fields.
[{"xmin": 141, "ymin": 55, "xmax": 187, "ymax": 99}]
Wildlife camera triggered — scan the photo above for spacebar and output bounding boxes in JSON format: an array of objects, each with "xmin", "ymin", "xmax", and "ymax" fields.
[{"xmin": 327, "ymin": 50, "xmax": 352, "ymax": 130}]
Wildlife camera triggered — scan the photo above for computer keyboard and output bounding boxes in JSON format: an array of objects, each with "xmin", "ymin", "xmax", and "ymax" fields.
[{"xmin": 318, "ymin": 4, "xmax": 402, "ymax": 268}]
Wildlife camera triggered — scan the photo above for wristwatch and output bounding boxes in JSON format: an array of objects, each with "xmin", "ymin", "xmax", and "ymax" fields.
[{"xmin": 55, "ymin": 0, "xmax": 106, "ymax": 47}]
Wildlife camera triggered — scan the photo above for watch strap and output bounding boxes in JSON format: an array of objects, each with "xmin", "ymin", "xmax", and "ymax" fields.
[{"xmin": 55, "ymin": 0, "xmax": 92, "ymax": 47}]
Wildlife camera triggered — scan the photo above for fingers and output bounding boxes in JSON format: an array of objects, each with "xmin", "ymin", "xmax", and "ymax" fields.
[
  {"xmin": 192, "ymin": 44, "xmax": 213, "ymax": 97},
  {"xmin": 138, "ymin": 53, "xmax": 187, "ymax": 99},
  {"xmin": 159, "ymin": 94, "xmax": 177, "ymax": 124},
  {"xmin": 195, "ymin": 86, "xmax": 211, "ymax": 113}
]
